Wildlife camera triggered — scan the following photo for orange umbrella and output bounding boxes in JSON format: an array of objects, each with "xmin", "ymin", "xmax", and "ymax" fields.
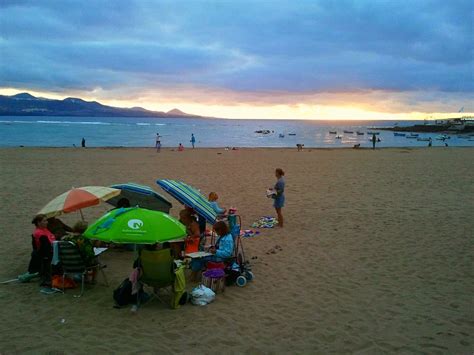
[{"xmin": 38, "ymin": 186, "xmax": 121, "ymax": 219}]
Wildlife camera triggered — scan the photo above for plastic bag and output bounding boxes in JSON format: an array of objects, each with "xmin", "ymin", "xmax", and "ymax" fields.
[{"xmin": 190, "ymin": 284, "xmax": 215, "ymax": 306}]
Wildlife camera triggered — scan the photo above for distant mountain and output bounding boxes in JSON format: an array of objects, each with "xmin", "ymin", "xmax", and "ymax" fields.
[{"xmin": 0, "ymin": 93, "xmax": 204, "ymax": 118}]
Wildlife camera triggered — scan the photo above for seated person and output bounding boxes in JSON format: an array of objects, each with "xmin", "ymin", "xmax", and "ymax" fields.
[
  {"xmin": 190, "ymin": 221, "xmax": 234, "ymax": 276},
  {"xmin": 116, "ymin": 198, "xmax": 131, "ymax": 209},
  {"xmin": 208, "ymin": 192, "xmax": 226, "ymax": 215},
  {"xmin": 63, "ymin": 221, "xmax": 96, "ymax": 267},
  {"xmin": 31, "ymin": 214, "xmax": 56, "ymax": 286},
  {"xmin": 47, "ymin": 217, "xmax": 73, "ymax": 240},
  {"xmin": 173, "ymin": 209, "xmax": 201, "ymax": 257}
]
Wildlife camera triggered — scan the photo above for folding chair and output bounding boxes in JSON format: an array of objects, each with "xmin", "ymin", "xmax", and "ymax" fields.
[
  {"xmin": 57, "ymin": 241, "xmax": 108, "ymax": 297},
  {"xmin": 138, "ymin": 248, "xmax": 184, "ymax": 308}
]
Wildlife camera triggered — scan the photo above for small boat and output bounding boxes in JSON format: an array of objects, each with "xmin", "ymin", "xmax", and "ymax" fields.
[
  {"xmin": 279, "ymin": 134, "xmax": 285, "ymax": 138},
  {"xmin": 343, "ymin": 130, "xmax": 354, "ymax": 134},
  {"xmin": 335, "ymin": 135, "xmax": 342, "ymax": 139},
  {"xmin": 329, "ymin": 131, "xmax": 337, "ymax": 134},
  {"xmin": 255, "ymin": 130, "xmax": 272, "ymax": 134},
  {"xmin": 356, "ymin": 131, "xmax": 364, "ymax": 135},
  {"xmin": 288, "ymin": 133, "xmax": 296, "ymax": 136},
  {"xmin": 367, "ymin": 131, "xmax": 380, "ymax": 135},
  {"xmin": 394, "ymin": 132, "xmax": 406, "ymax": 137}
]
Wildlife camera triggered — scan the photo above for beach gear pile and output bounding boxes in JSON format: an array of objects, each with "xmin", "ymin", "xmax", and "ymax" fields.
[{"xmin": 251, "ymin": 216, "xmax": 279, "ymax": 228}]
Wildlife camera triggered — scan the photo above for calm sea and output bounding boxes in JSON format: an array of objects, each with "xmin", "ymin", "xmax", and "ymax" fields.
[{"xmin": 0, "ymin": 116, "xmax": 473, "ymax": 148}]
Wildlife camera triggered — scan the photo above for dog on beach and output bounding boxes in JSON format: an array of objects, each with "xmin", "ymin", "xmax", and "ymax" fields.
[{"xmin": 296, "ymin": 144, "xmax": 304, "ymax": 151}]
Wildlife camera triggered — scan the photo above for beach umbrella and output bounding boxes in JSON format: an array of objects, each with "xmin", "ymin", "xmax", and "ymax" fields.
[
  {"xmin": 156, "ymin": 179, "xmax": 217, "ymax": 224},
  {"xmin": 38, "ymin": 186, "xmax": 120, "ymax": 219},
  {"xmin": 83, "ymin": 207, "xmax": 186, "ymax": 244},
  {"xmin": 107, "ymin": 183, "xmax": 172, "ymax": 213}
]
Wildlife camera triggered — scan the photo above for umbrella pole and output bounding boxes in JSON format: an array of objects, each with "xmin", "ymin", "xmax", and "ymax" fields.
[{"xmin": 80, "ymin": 209, "xmax": 85, "ymax": 221}]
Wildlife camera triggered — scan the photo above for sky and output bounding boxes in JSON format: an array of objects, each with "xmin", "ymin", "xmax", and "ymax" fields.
[{"xmin": 0, "ymin": 0, "xmax": 472, "ymax": 120}]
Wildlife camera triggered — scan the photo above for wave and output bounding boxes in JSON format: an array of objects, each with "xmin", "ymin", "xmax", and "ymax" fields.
[
  {"xmin": 35, "ymin": 120, "xmax": 113, "ymax": 125},
  {"xmin": 136, "ymin": 123, "xmax": 151, "ymax": 126}
]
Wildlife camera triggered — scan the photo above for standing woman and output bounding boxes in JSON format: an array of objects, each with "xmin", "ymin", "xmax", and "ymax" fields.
[{"xmin": 273, "ymin": 168, "xmax": 285, "ymax": 227}]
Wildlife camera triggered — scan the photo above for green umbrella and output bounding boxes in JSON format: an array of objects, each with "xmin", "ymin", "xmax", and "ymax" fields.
[{"xmin": 84, "ymin": 207, "xmax": 186, "ymax": 244}]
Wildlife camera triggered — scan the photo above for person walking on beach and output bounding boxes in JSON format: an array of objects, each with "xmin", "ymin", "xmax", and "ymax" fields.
[
  {"xmin": 190, "ymin": 133, "xmax": 196, "ymax": 148},
  {"xmin": 270, "ymin": 168, "xmax": 285, "ymax": 228},
  {"xmin": 155, "ymin": 133, "xmax": 162, "ymax": 152},
  {"xmin": 81, "ymin": 137, "xmax": 86, "ymax": 148},
  {"xmin": 371, "ymin": 133, "xmax": 376, "ymax": 149}
]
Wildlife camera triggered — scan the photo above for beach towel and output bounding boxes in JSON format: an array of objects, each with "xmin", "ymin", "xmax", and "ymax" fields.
[
  {"xmin": 241, "ymin": 229, "xmax": 260, "ymax": 238},
  {"xmin": 251, "ymin": 216, "xmax": 278, "ymax": 228}
]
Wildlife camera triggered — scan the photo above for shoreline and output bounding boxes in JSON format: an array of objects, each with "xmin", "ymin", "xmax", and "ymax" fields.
[{"xmin": 1, "ymin": 146, "xmax": 473, "ymax": 151}]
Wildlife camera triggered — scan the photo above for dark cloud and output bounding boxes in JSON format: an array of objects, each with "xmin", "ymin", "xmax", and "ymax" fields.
[{"xmin": 0, "ymin": 0, "xmax": 472, "ymax": 108}]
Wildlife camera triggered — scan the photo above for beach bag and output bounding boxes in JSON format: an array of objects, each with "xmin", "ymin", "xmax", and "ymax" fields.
[
  {"xmin": 52, "ymin": 275, "xmax": 77, "ymax": 289},
  {"xmin": 190, "ymin": 285, "xmax": 215, "ymax": 306},
  {"xmin": 113, "ymin": 278, "xmax": 135, "ymax": 306}
]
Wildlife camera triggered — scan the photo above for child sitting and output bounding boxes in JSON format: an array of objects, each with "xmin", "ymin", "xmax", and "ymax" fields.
[{"xmin": 208, "ymin": 192, "xmax": 226, "ymax": 215}]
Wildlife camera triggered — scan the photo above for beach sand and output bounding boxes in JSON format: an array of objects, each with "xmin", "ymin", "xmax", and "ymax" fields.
[{"xmin": 0, "ymin": 147, "xmax": 472, "ymax": 354}]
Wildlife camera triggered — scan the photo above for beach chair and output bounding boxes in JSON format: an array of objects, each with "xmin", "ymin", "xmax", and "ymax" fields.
[
  {"xmin": 57, "ymin": 241, "xmax": 108, "ymax": 297},
  {"xmin": 137, "ymin": 248, "xmax": 185, "ymax": 309}
]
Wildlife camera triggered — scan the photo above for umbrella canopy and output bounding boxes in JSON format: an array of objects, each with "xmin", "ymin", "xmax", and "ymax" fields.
[
  {"xmin": 38, "ymin": 186, "xmax": 120, "ymax": 218},
  {"xmin": 83, "ymin": 207, "xmax": 186, "ymax": 244},
  {"xmin": 156, "ymin": 179, "xmax": 217, "ymax": 224},
  {"xmin": 107, "ymin": 183, "xmax": 172, "ymax": 213}
]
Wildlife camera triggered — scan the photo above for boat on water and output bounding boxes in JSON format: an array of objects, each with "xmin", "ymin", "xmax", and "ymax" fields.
[
  {"xmin": 255, "ymin": 130, "xmax": 272, "ymax": 134},
  {"xmin": 394, "ymin": 132, "xmax": 406, "ymax": 137},
  {"xmin": 356, "ymin": 131, "xmax": 364, "ymax": 135},
  {"xmin": 329, "ymin": 131, "xmax": 337, "ymax": 134},
  {"xmin": 288, "ymin": 133, "xmax": 296, "ymax": 136},
  {"xmin": 343, "ymin": 130, "xmax": 354, "ymax": 134}
]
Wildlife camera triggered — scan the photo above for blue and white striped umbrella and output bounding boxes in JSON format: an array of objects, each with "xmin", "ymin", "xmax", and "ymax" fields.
[
  {"xmin": 156, "ymin": 179, "xmax": 217, "ymax": 224},
  {"xmin": 107, "ymin": 182, "xmax": 172, "ymax": 213}
]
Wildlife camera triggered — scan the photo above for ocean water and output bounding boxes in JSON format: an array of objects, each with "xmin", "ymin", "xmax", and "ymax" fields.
[{"xmin": 0, "ymin": 116, "xmax": 473, "ymax": 148}]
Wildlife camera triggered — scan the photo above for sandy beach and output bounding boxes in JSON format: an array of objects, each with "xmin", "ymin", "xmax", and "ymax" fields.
[{"xmin": 0, "ymin": 147, "xmax": 472, "ymax": 354}]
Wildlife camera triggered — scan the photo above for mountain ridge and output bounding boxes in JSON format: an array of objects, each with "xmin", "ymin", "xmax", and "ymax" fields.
[{"xmin": 0, "ymin": 93, "xmax": 206, "ymax": 118}]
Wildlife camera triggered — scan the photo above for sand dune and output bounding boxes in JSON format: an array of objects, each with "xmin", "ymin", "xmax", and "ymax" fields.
[{"xmin": 0, "ymin": 147, "xmax": 472, "ymax": 354}]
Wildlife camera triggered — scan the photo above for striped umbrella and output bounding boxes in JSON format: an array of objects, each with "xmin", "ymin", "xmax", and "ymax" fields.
[
  {"xmin": 156, "ymin": 179, "xmax": 217, "ymax": 224},
  {"xmin": 38, "ymin": 186, "xmax": 120, "ymax": 218},
  {"xmin": 107, "ymin": 183, "xmax": 172, "ymax": 213}
]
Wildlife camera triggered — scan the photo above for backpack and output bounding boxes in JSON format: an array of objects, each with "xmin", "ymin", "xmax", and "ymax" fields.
[{"xmin": 113, "ymin": 278, "xmax": 135, "ymax": 306}]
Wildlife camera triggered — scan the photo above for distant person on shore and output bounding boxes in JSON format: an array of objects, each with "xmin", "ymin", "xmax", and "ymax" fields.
[
  {"xmin": 269, "ymin": 168, "xmax": 285, "ymax": 228},
  {"xmin": 190, "ymin": 133, "xmax": 196, "ymax": 148},
  {"xmin": 428, "ymin": 137, "xmax": 432, "ymax": 147},
  {"xmin": 81, "ymin": 137, "xmax": 86, "ymax": 148},
  {"xmin": 178, "ymin": 143, "xmax": 184, "ymax": 151},
  {"xmin": 371, "ymin": 134, "xmax": 376, "ymax": 149},
  {"xmin": 155, "ymin": 133, "xmax": 162, "ymax": 152}
]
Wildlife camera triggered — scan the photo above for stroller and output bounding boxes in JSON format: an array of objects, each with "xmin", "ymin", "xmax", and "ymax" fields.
[{"xmin": 225, "ymin": 214, "xmax": 254, "ymax": 287}]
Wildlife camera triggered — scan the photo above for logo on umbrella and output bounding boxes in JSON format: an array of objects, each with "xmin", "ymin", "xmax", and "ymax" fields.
[{"xmin": 127, "ymin": 219, "xmax": 144, "ymax": 230}]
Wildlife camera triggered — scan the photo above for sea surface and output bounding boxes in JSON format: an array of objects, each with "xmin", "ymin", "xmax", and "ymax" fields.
[{"xmin": 1, "ymin": 116, "xmax": 473, "ymax": 148}]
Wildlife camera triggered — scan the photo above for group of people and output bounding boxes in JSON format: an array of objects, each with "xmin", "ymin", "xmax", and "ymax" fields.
[
  {"xmin": 29, "ymin": 215, "xmax": 96, "ymax": 287},
  {"xmin": 26, "ymin": 168, "xmax": 286, "ymax": 289},
  {"xmin": 155, "ymin": 133, "xmax": 197, "ymax": 152}
]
